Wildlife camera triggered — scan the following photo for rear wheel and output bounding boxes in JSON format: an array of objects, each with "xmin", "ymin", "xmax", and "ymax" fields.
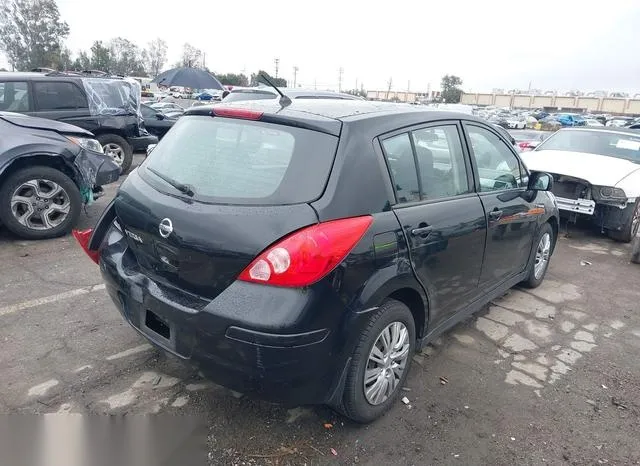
[
  {"xmin": 98, "ymin": 134, "xmax": 133, "ymax": 173},
  {"xmin": 0, "ymin": 166, "xmax": 81, "ymax": 240},
  {"xmin": 608, "ymin": 202, "xmax": 640, "ymax": 243},
  {"xmin": 341, "ymin": 299, "xmax": 415, "ymax": 423},
  {"xmin": 522, "ymin": 222, "xmax": 554, "ymax": 288}
]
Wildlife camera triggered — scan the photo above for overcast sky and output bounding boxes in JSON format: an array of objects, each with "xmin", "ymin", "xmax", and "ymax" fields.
[{"xmin": 4, "ymin": 0, "xmax": 640, "ymax": 93}]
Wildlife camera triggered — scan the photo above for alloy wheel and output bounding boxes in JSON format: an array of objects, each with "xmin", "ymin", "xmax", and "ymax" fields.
[
  {"xmin": 103, "ymin": 143, "xmax": 124, "ymax": 166},
  {"xmin": 10, "ymin": 179, "xmax": 71, "ymax": 231},
  {"xmin": 534, "ymin": 232, "xmax": 551, "ymax": 279},
  {"xmin": 363, "ymin": 321, "xmax": 410, "ymax": 405}
]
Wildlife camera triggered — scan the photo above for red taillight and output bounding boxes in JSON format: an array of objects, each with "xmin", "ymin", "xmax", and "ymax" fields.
[
  {"xmin": 72, "ymin": 229, "xmax": 100, "ymax": 264},
  {"xmin": 211, "ymin": 107, "xmax": 263, "ymax": 120},
  {"xmin": 238, "ymin": 216, "xmax": 373, "ymax": 287},
  {"xmin": 518, "ymin": 141, "xmax": 534, "ymax": 151}
]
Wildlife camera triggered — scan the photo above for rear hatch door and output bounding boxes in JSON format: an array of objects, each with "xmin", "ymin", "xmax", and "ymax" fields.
[{"xmin": 113, "ymin": 111, "xmax": 340, "ymax": 300}]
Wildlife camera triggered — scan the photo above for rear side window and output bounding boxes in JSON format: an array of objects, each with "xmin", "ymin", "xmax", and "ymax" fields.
[
  {"xmin": 0, "ymin": 81, "xmax": 30, "ymax": 112},
  {"xmin": 34, "ymin": 82, "xmax": 88, "ymax": 110},
  {"xmin": 143, "ymin": 116, "xmax": 338, "ymax": 205},
  {"xmin": 381, "ymin": 133, "xmax": 420, "ymax": 203}
]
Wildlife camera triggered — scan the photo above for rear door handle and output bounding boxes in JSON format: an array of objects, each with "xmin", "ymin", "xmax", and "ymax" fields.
[
  {"xmin": 411, "ymin": 225, "xmax": 433, "ymax": 236},
  {"xmin": 489, "ymin": 210, "xmax": 503, "ymax": 220}
]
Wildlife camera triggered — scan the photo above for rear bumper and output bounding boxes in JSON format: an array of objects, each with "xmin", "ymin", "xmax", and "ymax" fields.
[
  {"xmin": 128, "ymin": 135, "xmax": 159, "ymax": 152},
  {"xmin": 98, "ymin": 230, "xmax": 352, "ymax": 405}
]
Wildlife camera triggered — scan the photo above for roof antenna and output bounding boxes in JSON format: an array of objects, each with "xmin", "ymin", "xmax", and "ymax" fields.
[{"xmin": 259, "ymin": 72, "xmax": 292, "ymax": 108}]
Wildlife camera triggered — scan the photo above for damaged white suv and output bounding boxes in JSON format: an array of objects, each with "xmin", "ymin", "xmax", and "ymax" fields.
[{"xmin": 521, "ymin": 127, "xmax": 640, "ymax": 242}]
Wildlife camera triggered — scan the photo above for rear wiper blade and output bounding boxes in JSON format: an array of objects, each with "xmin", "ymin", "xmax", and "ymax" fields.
[{"xmin": 146, "ymin": 166, "xmax": 195, "ymax": 197}]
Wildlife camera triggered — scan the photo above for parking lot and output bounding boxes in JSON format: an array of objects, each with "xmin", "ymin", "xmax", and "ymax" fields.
[{"xmin": 2, "ymin": 153, "xmax": 640, "ymax": 465}]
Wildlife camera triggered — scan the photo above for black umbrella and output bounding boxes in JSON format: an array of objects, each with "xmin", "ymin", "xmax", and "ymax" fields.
[{"xmin": 152, "ymin": 67, "xmax": 224, "ymax": 90}]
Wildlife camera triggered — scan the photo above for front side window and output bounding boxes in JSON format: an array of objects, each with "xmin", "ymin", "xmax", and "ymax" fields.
[
  {"xmin": 381, "ymin": 133, "xmax": 420, "ymax": 203},
  {"xmin": 0, "ymin": 81, "xmax": 30, "ymax": 112},
  {"xmin": 467, "ymin": 125, "xmax": 523, "ymax": 192},
  {"xmin": 140, "ymin": 104, "xmax": 157, "ymax": 119},
  {"xmin": 34, "ymin": 82, "xmax": 88, "ymax": 111},
  {"xmin": 412, "ymin": 125, "xmax": 470, "ymax": 200}
]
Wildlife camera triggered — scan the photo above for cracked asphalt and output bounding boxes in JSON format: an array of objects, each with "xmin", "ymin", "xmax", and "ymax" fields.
[{"xmin": 1, "ymin": 154, "xmax": 639, "ymax": 465}]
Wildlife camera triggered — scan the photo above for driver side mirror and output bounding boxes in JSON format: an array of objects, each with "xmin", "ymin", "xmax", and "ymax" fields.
[
  {"xmin": 528, "ymin": 171, "xmax": 553, "ymax": 191},
  {"xmin": 156, "ymin": 113, "xmax": 165, "ymax": 120},
  {"xmin": 146, "ymin": 144, "xmax": 157, "ymax": 157},
  {"xmin": 222, "ymin": 90, "xmax": 230, "ymax": 99}
]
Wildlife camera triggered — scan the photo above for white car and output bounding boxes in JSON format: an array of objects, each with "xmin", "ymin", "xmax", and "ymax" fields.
[
  {"xmin": 505, "ymin": 117, "xmax": 527, "ymax": 129},
  {"xmin": 584, "ymin": 118, "xmax": 604, "ymax": 127},
  {"xmin": 521, "ymin": 127, "xmax": 640, "ymax": 242}
]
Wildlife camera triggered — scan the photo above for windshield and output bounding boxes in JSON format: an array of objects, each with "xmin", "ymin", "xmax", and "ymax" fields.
[
  {"xmin": 223, "ymin": 90, "xmax": 275, "ymax": 102},
  {"xmin": 143, "ymin": 115, "xmax": 339, "ymax": 205},
  {"xmin": 536, "ymin": 129, "xmax": 640, "ymax": 162}
]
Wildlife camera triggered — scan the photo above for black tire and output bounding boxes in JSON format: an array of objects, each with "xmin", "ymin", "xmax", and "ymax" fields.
[
  {"xmin": 522, "ymin": 222, "xmax": 554, "ymax": 289},
  {"xmin": 97, "ymin": 134, "xmax": 133, "ymax": 173},
  {"xmin": 341, "ymin": 299, "xmax": 416, "ymax": 423},
  {"xmin": 608, "ymin": 202, "xmax": 640, "ymax": 243},
  {"xmin": 0, "ymin": 166, "xmax": 82, "ymax": 240}
]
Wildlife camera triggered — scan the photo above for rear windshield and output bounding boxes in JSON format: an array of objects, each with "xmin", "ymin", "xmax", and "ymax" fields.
[
  {"xmin": 223, "ymin": 91, "xmax": 275, "ymax": 102},
  {"xmin": 143, "ymin": 115, "xmax": 339, "ymax": 204}
]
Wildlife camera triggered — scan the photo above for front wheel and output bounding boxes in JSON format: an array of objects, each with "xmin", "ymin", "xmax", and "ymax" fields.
[
  {"xmin": 522, "ymin": 222, "xmax": 554, "ymax": 288},
  {"xmin": 608, "ymin": 202, "xmax": 640, "ymax": 243},
  {"xmin": 340, "ymin": 299, "xmax": 416, "ymax": 423},
  {"xmin": 97, "ymin": 134, "xmax": 133, "ymax": 173},
  {"xmin": 0, "ymin": 166, "xmax": 82, "ymax": 240}
]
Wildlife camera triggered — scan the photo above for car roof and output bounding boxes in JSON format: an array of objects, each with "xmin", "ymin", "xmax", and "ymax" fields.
[
  {"xmin": 227, "ymin": 87, "xmax": 363, "ymax": 100},
  {"xmin": 0, "ymin": 71, "xmax": 51, "ymax": 79},
  {"xmin": 0, "ymin": 71, "xmax": 123, "ymax": 81},
  {"xmin": 186, "ymin": 100, "xmax": 488, "ymax": 137}
]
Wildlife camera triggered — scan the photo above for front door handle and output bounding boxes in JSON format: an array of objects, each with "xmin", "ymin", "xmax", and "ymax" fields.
[
  {"xmin": 411, "ymin": 225, "xmax": 433, "ymax": 237},
  {"xmin": 489, "ymin": 209, "xmax": 503, "ymax": 220}
]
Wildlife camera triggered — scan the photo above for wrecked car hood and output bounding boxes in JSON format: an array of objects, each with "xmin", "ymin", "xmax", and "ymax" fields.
[
  {"xmin": 0, "ymin": 112, "xmax": 94, "ymax": 136},
  {"xmin": 521, "ymin": 150, "xmax": 640, "ymax": 187}
]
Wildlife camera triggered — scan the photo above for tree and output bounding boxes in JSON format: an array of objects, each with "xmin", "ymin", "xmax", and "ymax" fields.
[
  {"xmin": 216, "ymin": 73, "xmax": 249, "ymax": 87},
  {"xmin": 180, "ymin": 43, "xmax": 202, "ymax": 68},
  {"xmin": 250, "ymin": 70, "xmax": 286, "ymax": 87},
  {"xmin": 90, "ymin": 40, "xmax": 112, "ymax": 71},
  {"xmin": 441, "ymin": 75, "xmax": 463, "ymax": 103},
  {"xmin": 109, "ymin": 37, "xmax": 146, "ymax": 76},
  {"xmin": 72, "ymin": 50, "xmax": 90, "ymax": 70},
  {"xmin": 58, "ymin": 46, "xmax": 72, "ymax": 71},
  {"xmin": 0, "ymin": 0, "xmax": 70, "ymax": 70},
  {"xmin": 147, "ymin": 38, "xmax": 167, "ymax": 77}
]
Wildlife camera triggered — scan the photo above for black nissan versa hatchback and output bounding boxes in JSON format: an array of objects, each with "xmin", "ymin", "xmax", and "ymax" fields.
[{"xmin": 76, "ymin": 100, "xmax": 559, "ymax": 422}]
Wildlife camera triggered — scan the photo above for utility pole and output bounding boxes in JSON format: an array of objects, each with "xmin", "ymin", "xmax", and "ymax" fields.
[
  {"xmin": 338, "ymin": 67, "xmax": 344, "ymax": 92},
  {"xmin": 293, "ymin": 66, "xmax": 298, "ymax": 88},
  {"xmin": 274, "ymin": 58, "xmax": 280, "ymax": 78},
  {"xmin": 386, "ymin": 77, "xmax": 393, "ymax": 100},
  {"xmin": 314, "ymin": 78, "xmax": 317, "ymax": 90}
]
